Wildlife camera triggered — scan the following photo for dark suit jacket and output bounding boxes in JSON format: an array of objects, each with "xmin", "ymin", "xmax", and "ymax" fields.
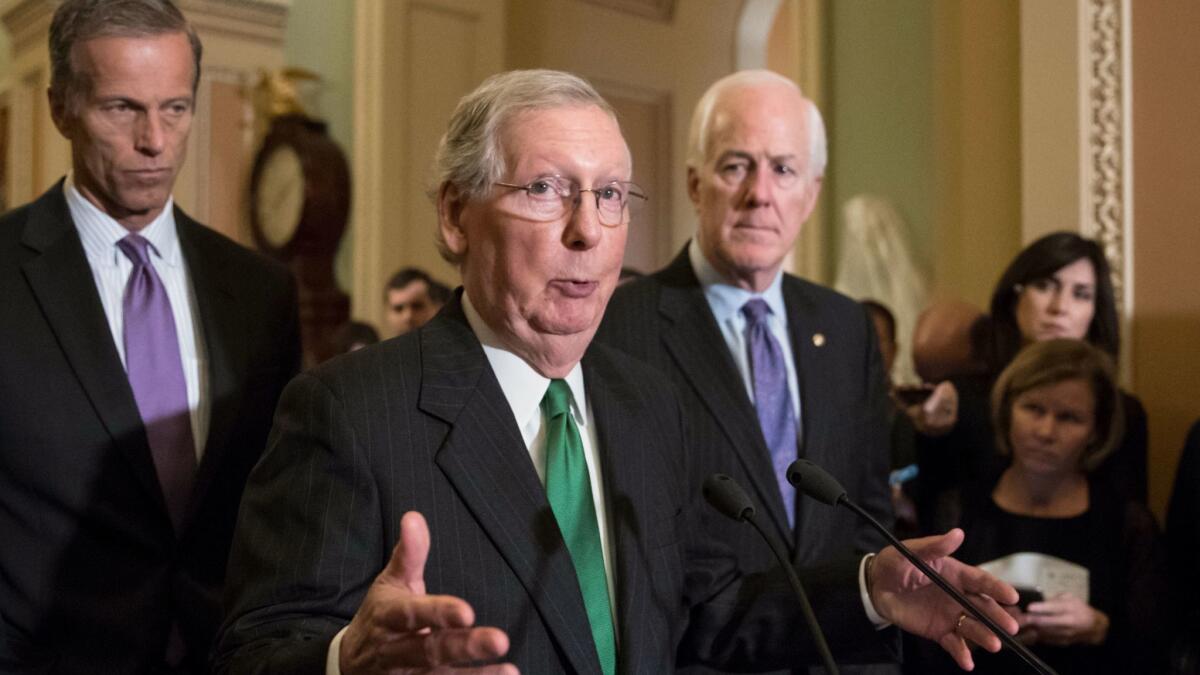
[
  {"xmin": 215, "ymin": 297, "xmax": 890, "ymax": 674},
  {"xmin": 0, "ymin": 183, "xmax": 300, "ymax": 673},
  {"xmin": 596, "ymin": 247, "xmax": 896, "ymax": 672}
]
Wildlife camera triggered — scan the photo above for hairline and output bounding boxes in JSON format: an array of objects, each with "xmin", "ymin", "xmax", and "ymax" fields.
[{"xmin": 686, "ymin": 70, "xmax": 827, "ymax": 179}]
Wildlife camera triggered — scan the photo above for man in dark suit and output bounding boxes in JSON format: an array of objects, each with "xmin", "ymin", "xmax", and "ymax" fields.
[
  {"xmin": 0, "ymin": 1, "xmax": 299, "ymax": 672},
  {"xmin": 216, "ymin": 69, "xmax": 1017, "ymax": 675},
  {"xmin": 597, "ymin": 71, "xmax": 896, "ymax": 674}
]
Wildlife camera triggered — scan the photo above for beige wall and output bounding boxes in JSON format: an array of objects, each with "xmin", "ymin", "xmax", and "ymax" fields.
[
  {"xmin": 1130, "ymin": 1, "xmax": 1200, "ymax": 517},
  {"xmin": 506, "ymin": 0, "xmax": 743, "ymax": 268},
  {"xmin": 930, "ymin": 0, "xmax": 1022, "ymax": 309}
]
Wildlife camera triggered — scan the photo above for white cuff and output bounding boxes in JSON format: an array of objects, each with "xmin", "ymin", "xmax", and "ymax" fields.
[
  {"xmin": 326, "ymin": 625, "xmax": 350, "ymax": 675},
  {"xmin": 859, "ymin": 553, "xmax": 890, "ymax": 628}
]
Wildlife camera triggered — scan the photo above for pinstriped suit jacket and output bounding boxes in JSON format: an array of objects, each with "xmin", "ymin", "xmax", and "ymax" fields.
[
  {"xmin": 597, "ymin": 247, "xmax": 899, "ymax": 673},
  {"xmin": 216, "ymin": 296, "xmax": 887, "ymax": 674}
]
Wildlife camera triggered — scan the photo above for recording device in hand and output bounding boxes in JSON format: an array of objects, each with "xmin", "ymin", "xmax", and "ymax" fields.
[
  {"xmin": 701, "ymin": 474, "xmax": 840, "ymax": 675},
  {"xmin": 785, "ymin": 459, "xmax": 1059, "ymax": 675}
]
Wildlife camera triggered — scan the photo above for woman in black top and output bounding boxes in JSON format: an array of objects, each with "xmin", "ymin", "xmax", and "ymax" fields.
[
  {"xmin": 910, "ymin": 340, "xmax": 1165, "ymax": 675},
  {"xmin": 914, "ymin": 233, "xmax": 1149, "ymax": 534}
]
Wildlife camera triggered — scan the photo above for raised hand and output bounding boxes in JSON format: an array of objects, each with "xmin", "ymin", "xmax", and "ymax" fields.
[
  {"xmin": 903, "ymin": 380, "xmax": 959, "ymax": 437},
  {"xmin": 868, "ymin": 528, "xmax": 1020, "ymax": 671},
  {"xmin": 339, "ymin": 512, "xmax": 517, "ymax": 674}
]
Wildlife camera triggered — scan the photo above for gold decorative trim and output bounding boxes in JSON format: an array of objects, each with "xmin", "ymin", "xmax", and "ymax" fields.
[{"xmin": 1084, "ymin": 0, "xmax": 1126, "ymax": 311}]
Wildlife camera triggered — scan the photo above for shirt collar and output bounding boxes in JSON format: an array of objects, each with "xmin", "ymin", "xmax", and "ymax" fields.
[
  {"xmin": 64, "ymin": 173, "xmax": 182, "ymax": 269},
  {"xmin": 462, "ymin": 291, "xmax": 587, "ymax": 430},
  {"xmin": 688, "ymin": 237, "xmax": 786, "ymax": 325}
]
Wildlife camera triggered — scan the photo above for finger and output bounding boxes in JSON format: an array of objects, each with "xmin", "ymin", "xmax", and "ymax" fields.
[
  {"xmin": 952, "ymin": 562, "xmax": 1019, "ymax": 606},
  {"xmin": 906, "ymin": 527, "xmax": 966, "ymax": 561},
  {"xmin": 379, "ymin": 626, "xmax": 511, "ymax": 668},
  {"xmin": 969, "ymin": 595, "xmax": 1020, "ymax": 636},
  {"xmin": 374, "ymin": 592, "xmax": 478, "ymax": 632},
  {"xmin": 922, "ymin": 389, "xmax": 942, "ymax": 415},
  {"xmin": 937, "ymin": 630, "xmax": 975, "ymax": 671},
  {"xmin": 425, "ymin": 664, "xmax": 519, "ymax": 675},
  {"xmin": 381, "ymin": 511, "xmax": 431, "ymax": 593},
  {"xmin": 957, "ymin": 614, "xmax": 1004, "ymax": 653}
]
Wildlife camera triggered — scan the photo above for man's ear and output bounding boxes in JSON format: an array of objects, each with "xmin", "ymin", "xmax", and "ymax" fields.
[
  {"xmin": 798, "ymin": 176, "xmax": 824, "ymax": 224},
  {"xmin": 437, "ymin": 183, "xmax": 469, "ymax": 258},
  {"xmin": 686, "ymin": 166, "xmax": 701, "ymax": 206},
  {"xmin": 48, "ymin": 87, "xmax": 74, "ymax": 138}
]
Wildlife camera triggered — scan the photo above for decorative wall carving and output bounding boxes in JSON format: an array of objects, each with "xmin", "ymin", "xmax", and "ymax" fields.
[{"xmin": 1084, "ymin": 0, "xmax": 1127, "ymax": 313}]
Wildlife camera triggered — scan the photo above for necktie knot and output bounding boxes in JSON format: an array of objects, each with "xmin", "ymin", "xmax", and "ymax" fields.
[
  {"xmin": 117, "ymin": 234, "xmax": 154, "ymax": 267},
  {"xmin": 541, "ymin": 379, "xmax": 573, "ymax": 420},
  {"xmin": 741, "ymin": 297, "xmax": 772, "ymax": 325}
]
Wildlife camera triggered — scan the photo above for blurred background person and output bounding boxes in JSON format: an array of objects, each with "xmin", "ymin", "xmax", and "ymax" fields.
[
  {"xmin": 914, "ymin": 231, "xmax": 1148, "ymax": 534},
  {"xmin": 910, "ymin": 339, "xmax": 1166, "ymax": 675},
  {"xmin": 383, "ymin": 266, "xmax": 449, "ymax": 336},
  {"xmin": 862, "ymin": 299, "xmax": 954, "ymax": 539},
  {"xmin": 330, "ymin": 320, "xmax": 379, "ymax": 355}
]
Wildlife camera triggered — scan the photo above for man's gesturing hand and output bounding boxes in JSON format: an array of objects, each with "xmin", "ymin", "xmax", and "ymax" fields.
[
  {"xmin": 340, "ymin": 512, "xmax": 516, "ymax": 674},
  {"xmin": 868, "ymin": 528, "xmax": 1020, "ymax": 671}
]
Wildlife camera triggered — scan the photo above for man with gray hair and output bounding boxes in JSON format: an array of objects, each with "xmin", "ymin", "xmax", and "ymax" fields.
[
  {"xmin": 597, "ymin": 70, "xmax": 898, "ymax": 674},
  {"xmin": 0, "ymin": 1, "xmax": 299, "ymax": 672},
  {"xmin": 217, "ymin": 69, "xmax": 1018, "ymax": 675}
]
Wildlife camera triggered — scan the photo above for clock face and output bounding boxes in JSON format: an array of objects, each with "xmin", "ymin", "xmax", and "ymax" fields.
[{"xmin": 254, "ymin": 145, "xmax": 306, "ymax": 248}]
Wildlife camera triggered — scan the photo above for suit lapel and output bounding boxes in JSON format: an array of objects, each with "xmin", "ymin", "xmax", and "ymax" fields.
[
  {"xmin": 424, "ymin": 302, "xmax": 602, "ymax": 675},
  {"xmin": 783, "ymin": 277, "xmax": 831, "ymax": 546},
  {"xmin": 586, "ymin": 348, "xmax": 675, "ymax": 670},
  {"xmin": 655, "ymin": 250, "xmax": 792, "ymax": 539},
  {"xmin": 18, "ymin": 184, "xmax": 169, "ymax": 519},
  {"xmin": 177, "ymin": 212, "xmax": 245, "ymax": 527}
]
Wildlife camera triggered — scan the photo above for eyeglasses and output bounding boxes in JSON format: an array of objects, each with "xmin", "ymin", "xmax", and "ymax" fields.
[{"xmin": 494, "ymin": 175, "xmax": 647, "ymax": 227}]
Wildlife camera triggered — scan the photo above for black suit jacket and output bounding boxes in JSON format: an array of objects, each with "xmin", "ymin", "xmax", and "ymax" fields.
[
  {"xmin": 0, "ymin": 183, "xmax": 300, "ymax": 673},
  {"xmin": 215, "ymin": 297, "xmax": 889, "ymax": 674},
  {"xmin": 596, "ymin": 247, "xmax": 896, "ymax": 672}
]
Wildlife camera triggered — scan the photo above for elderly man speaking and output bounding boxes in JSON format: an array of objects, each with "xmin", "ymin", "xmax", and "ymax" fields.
[{"xmin": 216, "ymin": 70, "xmax": 1017, "ymax": 675}]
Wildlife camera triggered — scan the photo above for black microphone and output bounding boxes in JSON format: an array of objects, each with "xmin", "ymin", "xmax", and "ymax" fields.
[
  {"xmin": 702, "ymin": 474, "xmax": 839, "ymax": 675},
  {"xmin": 786, "ymin": 459, "xmax": 1059, "ymax": 675}
]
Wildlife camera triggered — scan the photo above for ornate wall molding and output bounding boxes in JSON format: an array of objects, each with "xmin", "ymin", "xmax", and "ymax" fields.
[
  {"xmin": 1083, "ymin": 0, "xmax": 1129, "ymax": 312},
  {"xmin": 1081, "ymin": 0, "xmax": 1132, "ymax": 379}
]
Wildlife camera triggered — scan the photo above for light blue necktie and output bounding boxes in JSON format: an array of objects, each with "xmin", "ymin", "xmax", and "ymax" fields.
[{"xmin": 742, "ymin": 298, "xmax": 798, "ymax": 529}]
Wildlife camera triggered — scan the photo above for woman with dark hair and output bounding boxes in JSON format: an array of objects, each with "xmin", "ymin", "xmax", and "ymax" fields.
[
  {"xmin": 984, "ymin": 232, "xmax": 1121, "ymax": 371},
  {"xmin": 911, "ymin": 340, "xmax": 1165, "ymax": 675},
  {"xmin": 912, "ymin": 232, "xmax": 1148, "ymax": 534}
]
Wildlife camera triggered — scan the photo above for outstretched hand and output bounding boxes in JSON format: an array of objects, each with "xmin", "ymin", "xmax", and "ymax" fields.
[
  {"xmin": 868, "ymin": 528, "xmax": 1019, "ymax": 671},
  {"xmin": 340, "ymin": 512, "xmax": 517, "ymax": 674}
]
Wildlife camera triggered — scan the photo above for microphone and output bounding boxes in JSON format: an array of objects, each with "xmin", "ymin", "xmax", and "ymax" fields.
[
  {"xmin": 702, "ymin": 474, "xmax": 839, "ymax": 675},
  {"xmin": 786, "ymin": 459, "xmax": 1059, "ymax": 675}
]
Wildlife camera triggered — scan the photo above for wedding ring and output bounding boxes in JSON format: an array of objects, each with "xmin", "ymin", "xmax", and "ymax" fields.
[{"xmin": 955, "ymin": 613, "xmax": 969, "ymax": 633}]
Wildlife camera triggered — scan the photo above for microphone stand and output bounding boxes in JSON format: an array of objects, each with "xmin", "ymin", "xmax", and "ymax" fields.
[{"xmin": 743, "ymin": 515, "xmax": 840, "ymax": 675}]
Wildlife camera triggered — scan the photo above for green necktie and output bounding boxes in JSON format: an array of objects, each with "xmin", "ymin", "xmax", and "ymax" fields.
[{"xmin": 542, "ymin": 379, "xmax": 617, "ymax": 675}]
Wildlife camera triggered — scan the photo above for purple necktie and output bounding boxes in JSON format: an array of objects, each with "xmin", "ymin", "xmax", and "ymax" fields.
[
  {"xmin": 742, "ymin": 298, "xmax": 797, "ymax": 529},
  {"xmin": 117, "ymin": 234, "xmax": 196, "ymax": 533}
]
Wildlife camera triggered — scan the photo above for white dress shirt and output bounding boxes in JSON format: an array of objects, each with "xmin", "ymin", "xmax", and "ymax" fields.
[
  {"xmin": 64, "ymin": 175, "xmax": 210, "ymax": 460},
  {"xmin": 688, "ymin": 239, "xmax": 803, "ymax": 433}
]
